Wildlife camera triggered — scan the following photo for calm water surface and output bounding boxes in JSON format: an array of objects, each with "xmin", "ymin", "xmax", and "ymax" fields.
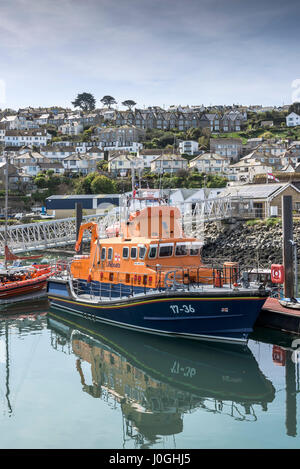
[{"xmin": 0, "ymin": 299, "xmax": 299, "ymax": 449}]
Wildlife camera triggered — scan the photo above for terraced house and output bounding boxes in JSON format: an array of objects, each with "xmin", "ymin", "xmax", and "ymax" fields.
[
  {"xmin": 4, "ymin": 129, "xmax": 51, "ymax": 147},
  {"xmin": 114, "ymin": 108, "xmax": 245, "ymax": 132},
  {"xmin": 150, "ymin": 153, "xmax": 188, "ymax": 174},
  {"xmin": 210, "ymin": 138, "xmax": 243, "ymax": 162},
  {"xmin": 95, "ymin": 125, "xmax": 145, "ymax": 151},
  {"xmin": 189, "ymin": 152, "xmax": 230, "ymax": 175}
]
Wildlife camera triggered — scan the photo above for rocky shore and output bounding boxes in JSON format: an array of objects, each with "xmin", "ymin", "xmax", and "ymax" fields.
[{"xmin": 202, "ymin": 219, "xmax": 296, "ymax": 268}]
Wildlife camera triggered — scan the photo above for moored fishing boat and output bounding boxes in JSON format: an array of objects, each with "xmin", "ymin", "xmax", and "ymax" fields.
[
  {"xmin": 0, "ymin": 263, "xmax": 52, "ymax": 304},
  {"xmin": 0, "ymin": 151, "xmax": 53, "ymax": 306},
  {"xmin": 47, "ymin": 193, "xmax": 269, "ymax": 344}
]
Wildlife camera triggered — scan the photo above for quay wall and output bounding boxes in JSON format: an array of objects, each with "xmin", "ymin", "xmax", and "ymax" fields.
[{"xmin": 202, "ymin": 219, "xmax": 294, "ymax": 268}]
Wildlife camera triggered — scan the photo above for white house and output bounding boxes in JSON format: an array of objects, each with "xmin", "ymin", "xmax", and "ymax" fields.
[
  {"xmin": 58, "ymin": 122, "xmax": 84, "ymax": 136},
  {"xmin": 108, "ymin": 154, "xmax": 143, "ymax": 176},
  {"xmin": 286, "ymin": 112, "xmax": 300, "ymax": 127},
  {"xmin": 62, "ymin": 154, "xmax": 97, "ymax": 175},
  {"xmin": 35, "ymin": 114, "xmax": 50, "ymax": 126},
  {"xmin": 179, "ymin": 140, "xmax": 199, "ymax": 156},
  {"xmin": 98, "ymin": 141, "xmax": 143, "ymax": 152},
  {"xmin": 0, "ymin": 115, "xmax": 26, "ymax": 130},
  {"xmin": 4, "ymin": 129, "xmax": 51, "ymax": 147},
  {"xmin": 137, "ymin": 149, "xmax": 173, "ymax": 169},
  {"xmin": 150, "ymin": 154, "xmax": 188, "ymax": 174},
  {"xmin": 14, "ymin": 151, "xmax": 50, "ymax": 177},
  {"xmin": 228, "ymin": 158, "xmax": 273, "ymax": 183},
  {"xmin": 189, "ymin": 152, "xmax": 230, "ymax": 175},
  {"xmin": 40, "ymin": 146, "xmax": 77, "ymax": 160}
]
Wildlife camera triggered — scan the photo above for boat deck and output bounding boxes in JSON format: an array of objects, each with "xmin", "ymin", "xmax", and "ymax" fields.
[
  {"xmin": 262, "ymin": 297, "xmax": 300, "ymax": 317},
  {"xmin": 258, "ymin": 297, "xmax": 300, "ymax": 335}
]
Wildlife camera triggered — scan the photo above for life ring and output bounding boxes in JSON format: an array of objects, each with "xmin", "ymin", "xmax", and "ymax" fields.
[{"xmin": 271, "ymin": 264, "xmax": 284, "ymax": 284}]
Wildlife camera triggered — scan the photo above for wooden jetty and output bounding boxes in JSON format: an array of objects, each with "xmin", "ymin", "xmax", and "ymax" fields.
[{"xmin": 258, "ymin": 297, "xmax": 300, "ymax": 335}]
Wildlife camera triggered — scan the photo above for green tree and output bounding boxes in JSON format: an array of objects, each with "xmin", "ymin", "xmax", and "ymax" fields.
[
  {"xmin": 90, "ymin": 175, "xmax": 116, "ymax": 194},
  {"xmin": 100, "ymin": 95, "xmax": 117, "ymax": 108},
  {"xmin": 34, "ymin": 175, "xmax": 47, "ymax": 189},
  {"xmin": 122, "ymin": 100, "xmax": 137, "ymax": 110},
  {"xmin": 289, "ymin": 102, "xmax": 300, "ymax": 115},
  {"xmin": 72, "ymin": 92, "xmax": 96, "ymax": 111}
]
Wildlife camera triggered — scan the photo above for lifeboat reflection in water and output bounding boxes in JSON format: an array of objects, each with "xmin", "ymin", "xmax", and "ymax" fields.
[{"xmin": 48, "ymin": 311, "xmax": 275, "ymax": 448}]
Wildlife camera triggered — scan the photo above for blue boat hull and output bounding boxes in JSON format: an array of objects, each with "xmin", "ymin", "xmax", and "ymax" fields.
[{"xmin": 47, "ymin": 279, "xmax": 267, "ymax": 344}]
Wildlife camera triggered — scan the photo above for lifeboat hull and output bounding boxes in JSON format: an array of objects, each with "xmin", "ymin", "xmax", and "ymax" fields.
[{"xmin": 47, "ymin": 278, "xmax": 267, "ymax": 344}]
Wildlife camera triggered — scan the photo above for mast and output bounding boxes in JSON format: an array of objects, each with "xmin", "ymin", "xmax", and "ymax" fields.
[{"xmin": 4, "ymin": 151, "xmax": 8, "ymax": 271}]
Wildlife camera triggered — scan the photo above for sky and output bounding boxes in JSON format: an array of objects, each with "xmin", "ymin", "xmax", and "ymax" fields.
[{"xmin": 0, "ymin": 0, "xmax": 300, "ymax": 110}]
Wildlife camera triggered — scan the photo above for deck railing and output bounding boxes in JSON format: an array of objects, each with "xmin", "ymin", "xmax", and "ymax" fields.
[{"xmin": 51, "ymin": 259, "xmax": 269, "ymax": 302}]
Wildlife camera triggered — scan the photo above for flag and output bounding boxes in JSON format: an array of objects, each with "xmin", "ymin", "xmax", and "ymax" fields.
[{"xmin": 267, "ymin": 172, "xmax": 279, "ymax": 182}]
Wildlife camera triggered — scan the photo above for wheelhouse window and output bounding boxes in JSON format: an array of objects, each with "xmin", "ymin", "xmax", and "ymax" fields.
[
  {"xmin": 139, "ymin": 245, "xmax": 146, "ymax": 259},
  {"xmin": 101, "ymin": 247, "xmax": 106, "ymax": 260},
  {"xmin": 131, "ymin": 247, "xmax": 137, "ymax": 259},
  {"xmin": 108, "ymin": 247, "xmax": 113, "ymax": 261},
  {"xmin": 148, "ymin": 245, "xmax": 157, "ymax": 259},
  {"xmin": 122, "ymin": 247, "xmax": 129, "ymax": 259},
  {"xmin": 190, "ymin": 243, "xmax": 201, "ymax": 256},
  {"xmin": 159, "ymin": 243, "xmax": 173, "ymax": 257},
  {"xmin": 175, "ymin": 243, "xmax": 188, "ymax": 256}
]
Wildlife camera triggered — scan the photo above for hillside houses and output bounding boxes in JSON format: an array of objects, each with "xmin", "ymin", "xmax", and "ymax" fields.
[
  {"xmin": 210, "ymin": 138, "xmax": 243, "ymax": 162},
  {"xmin": 286, "ymin": 112, "xmax": 300, "ymax": 127},
  {"xmin": 189, "ymin": 152, "xmax": 230, "ymax": 175},
  {"xmin": 108, "ymin": 153, "xmax": 141, "ymax": 176},
  {"xmin": 4, "ymin": 129, "xmax": 51, "ymax": 147},
  {"xmin": 114, "ymin": 108, "xmax": 245, "ymax": 132},
  {"xmin": 150, "ymin": 153, "xmax": 188, "ymax": 174}
]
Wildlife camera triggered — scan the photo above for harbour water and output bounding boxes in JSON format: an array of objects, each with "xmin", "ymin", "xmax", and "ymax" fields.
[{"xmin": 0, "ymin": 299, "xmax": 299, "ymax": 449}]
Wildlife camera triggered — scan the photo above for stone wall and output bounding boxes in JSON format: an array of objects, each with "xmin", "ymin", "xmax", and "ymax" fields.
[{"xmin": 202, "ymin": 219, "xmax": 290, "ymax": 268}]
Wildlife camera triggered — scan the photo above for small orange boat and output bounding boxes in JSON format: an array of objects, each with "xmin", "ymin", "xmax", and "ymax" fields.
[
  {"xmin": 0, "ymin": 263, "xmax": 52, "ymax": 304},
  {"xmin": 0, "ymin": 246, "xmax": 53, "ymax": 305}
]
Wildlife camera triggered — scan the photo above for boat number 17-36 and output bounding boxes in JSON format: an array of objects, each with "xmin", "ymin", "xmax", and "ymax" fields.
[{"xmin": 170, "ymin": 304, "xmax": 195, "ymax": 314}]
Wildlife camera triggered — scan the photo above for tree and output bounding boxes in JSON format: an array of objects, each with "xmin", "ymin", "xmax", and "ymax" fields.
[
  {"xmin": 122, "ymin": 100, "xmax": 136, "ymax": 110},
  {"xmin": 72, "ymin": 92, "xmax": 96, "ymax": 111},
  {"xmin": 90, "ymin": 175, "xmax": 116, "ymax": 194},
  {"xmin": 100, "ymin": 95, "xmax": 117, "ymax": 109},
  {"xmin": 289, "ymin": 102, "xmax": 300, "ymax": 115}
]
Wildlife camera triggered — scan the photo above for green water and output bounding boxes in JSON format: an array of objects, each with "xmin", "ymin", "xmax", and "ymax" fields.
[{"xmin": 0, "ymin": 301, "xmax": 299, "ymax": 449}]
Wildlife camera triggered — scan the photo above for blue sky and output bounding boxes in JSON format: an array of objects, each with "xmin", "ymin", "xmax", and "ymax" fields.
[{"xmin": 0, "ymin": 0, "xmax": 299, "ymax": 109}]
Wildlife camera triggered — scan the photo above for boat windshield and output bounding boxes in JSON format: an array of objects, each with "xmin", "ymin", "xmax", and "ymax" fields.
[
  {"xmin": 175, "ymin": 243, "xmax": 188, "ymax": 256},
  {"xmin": 159, "ymin": 244, "xmax": 173, "ymax": 257},
  {"xmin": 139, "ymin": 245, "xmax": 146, "ymax": 259},
  {"xmin": 148, "ymin": 245, "xmax": 157, "ymax": 259}
]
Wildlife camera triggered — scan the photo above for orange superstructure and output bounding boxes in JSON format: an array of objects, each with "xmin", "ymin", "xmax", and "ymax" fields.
[{"xmin": 71, "ymin": 204, "xmax": 218, "ymax": 291}]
